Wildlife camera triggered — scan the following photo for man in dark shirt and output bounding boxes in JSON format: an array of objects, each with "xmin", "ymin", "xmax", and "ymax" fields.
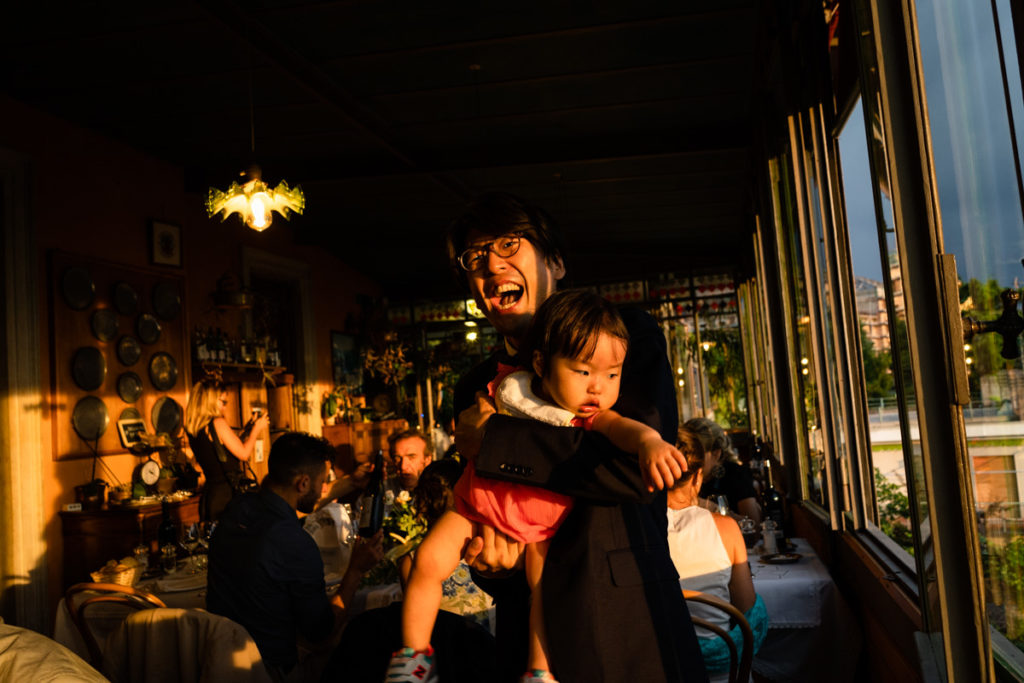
[{"xmin": 208, "ymin": 432, "xmax": 383, "ymax": 681}]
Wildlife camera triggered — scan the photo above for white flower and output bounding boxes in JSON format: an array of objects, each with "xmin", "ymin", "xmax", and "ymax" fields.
[
  {"xmin": 396, "ymin": 490, "xmax": 411, "ymax": 505},
  {"xmin": 384, "ymin": 490, "xmax": 395, "ymax": 505}
]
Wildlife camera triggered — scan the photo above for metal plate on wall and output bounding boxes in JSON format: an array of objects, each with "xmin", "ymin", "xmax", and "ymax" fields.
[
  {"xmin": 90, "ymin": 309, "xmax": 119, "ymax": 342},
  {"xmin": 117, "ymin": 371, "xmax": 143, "ymax": 403},
  {"xmin": 151, "ymin": 396, "xmax": 182, "ymax": 435},
  {"xmin": 71, "ymin": 346, "xmax": 106, "ymax": 391},
  {"xmin": 117, "ymin": 336, "xmax": 141, "ymax": 366},
  {"xmin": 62, "ymin": 266, "xmax": 96, "ymax": 311},
  {"xmin": 152, "ymin": 281, "xmax": 181, "ymax": 321},
  {"xmin": 137, "ymin": 314, "xmax": 162, "ymax": 344},
  {"xmin": 113, "ymin": 282, "xmax": 139, "ymax": 316},
  {"xmin": 119, "ymin": 407, "xmax": 141, "ymax": 421},
  {"xmin": 148, "ymin": 352, "xmax": 178, "ymax": 391},
  {"xmin": 72, "ymin": 396, "xmax": 109, "ymax": 441}
]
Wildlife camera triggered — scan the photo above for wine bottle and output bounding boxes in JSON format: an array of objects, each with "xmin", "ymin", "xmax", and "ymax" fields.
[
  {"xmin": 357, "ymin": 449, "xmax": 385, "ymax": 537},
  {"xmin": 158, "ymin": 498, "xmax": 178, "ymax": 548},
  {"xmin": 762, "ymin": 458, "xmax": 785, "ymax": 541}
]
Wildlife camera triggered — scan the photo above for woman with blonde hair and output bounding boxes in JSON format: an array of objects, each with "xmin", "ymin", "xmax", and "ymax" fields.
[
  {"xmin": 184, "ymin": 378, "xmax": 268, "ymax": 520},
  {"xmin": 685, "ymin": 417, "xmax": 762, "ymax": 524}
]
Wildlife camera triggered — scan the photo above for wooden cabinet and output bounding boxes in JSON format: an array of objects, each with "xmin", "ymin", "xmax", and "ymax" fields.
[
  {"xmin": 59, "ymin": 497, "xmax": 200, "ymax": 588},
  {"xmin": 322, "ymin": 419, "xmax": 408, "ymax": 469}
]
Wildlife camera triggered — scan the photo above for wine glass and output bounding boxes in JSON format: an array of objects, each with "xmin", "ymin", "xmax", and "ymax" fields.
[
  {"xmin": 182, "ymin": 523, "xmax": 201, "ymax": 573},
  {"xmin": 715, "ymin": 495, "xmax": 730, "ymax": 516}
]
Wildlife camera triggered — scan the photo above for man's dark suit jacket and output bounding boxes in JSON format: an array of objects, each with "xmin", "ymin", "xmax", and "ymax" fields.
[{"xmin": 457, "ymin": 307, "xmax": 707, "ymax": 683}]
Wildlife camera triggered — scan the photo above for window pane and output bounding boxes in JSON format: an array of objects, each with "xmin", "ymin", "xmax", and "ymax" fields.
[
  {"xmin": 838, "ymin": 97, "xmax": 917, "ymax": 557},
  {"xmin": 916, "ymin": 0, "xmax": 1024, "ymax": 657},
  {"xmin": 769, "ymin": 152, "xmax": 820, "ymax": 499}
]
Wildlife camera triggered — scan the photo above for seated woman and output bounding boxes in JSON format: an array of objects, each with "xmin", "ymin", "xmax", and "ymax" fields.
[
  {"xmin": 686, "ymin": 416, "xmax": 762, "ymax": 525},
  {"xmin": 399, "ymin": 458, "xmax": 493, "ymax": 632},
  {"xmin": 668, "ymin": 427, "xmax": 768, "ymax": 681},
  {"xmin": 327, "ymin": 458, "xmax": 496, "ymax": 683}
]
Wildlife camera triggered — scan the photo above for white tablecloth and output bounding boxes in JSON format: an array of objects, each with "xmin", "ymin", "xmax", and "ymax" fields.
[
  {"xmin": 750, "ymin": 538, "xmax": 862, "ymax": 682},
  {"xmin": 751, "ymin": 538, "xmax": 833, "ymax": 628}
]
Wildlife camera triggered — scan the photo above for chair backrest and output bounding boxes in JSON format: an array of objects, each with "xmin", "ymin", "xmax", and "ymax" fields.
[
  {"xmin": 683, "ymin": 589, "xmax": 753, "ymax": 683},
  {"xmin": 65, "ymin": 581, "xmax": 166, "ymax": 668},
  {"xmin": 103, "ymin": 607, "xmax": 271, "ymax": 683}
]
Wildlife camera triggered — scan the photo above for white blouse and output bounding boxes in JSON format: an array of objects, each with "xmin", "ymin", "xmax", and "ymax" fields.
[{"xmin": 667, "ymin": 505, "xmax": 733, "ymax": 636}]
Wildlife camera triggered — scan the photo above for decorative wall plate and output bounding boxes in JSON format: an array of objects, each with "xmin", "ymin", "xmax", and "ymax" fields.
[
  {"xmin": 137, "ymin": 314, "xmax": 162, "ymax": 344},
  {"xmin": 148, "ymin": 352, "xmax": 178, "ymax": 391},
  {"xmin": 62, "ymin": 266, "xmax": 96, "ymax": 311},
  {"xmin": 113, "ymin": 282, "xmax": 139, "ymax": 316},
  {"xmin": 119, "ymin": 407, "xmax": 142, "ymax": 421},
  {"xmin": 90, "ymin": 309, "xmax": 119, "ymax": 342},
  {"xmin": 72, "ymin": 395, "xmax": 109, "ymax": 440},
  {"xmin": 117, "ymin": 336, "xmax": 141, "ymax": 366},
  {"xmin": 151, "ymin": 395, "xmax": 183, "ymax": 435},
  {"xmin": 117, "ymin": 371, "xmax": 143, "ymax": 403},
  {"xmin": 152, "ymin": 281, "xmax": 181, "ymax": 321},
  {"xmin": 71, "ymin": 346, "xmax": 106, "ymax": 391}
]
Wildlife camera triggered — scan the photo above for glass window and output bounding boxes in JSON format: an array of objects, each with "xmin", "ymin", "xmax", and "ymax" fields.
[
  {"xmin": 915, "ymin": 0, "xmax": 1024, "ymax": 660},
  {"xmin": 837, "ymin": 96, "xmax": 918, "ymax": 558},
  {"xmin": 768, "ymin": 151, "xmax": 819, "ymax": 500}
]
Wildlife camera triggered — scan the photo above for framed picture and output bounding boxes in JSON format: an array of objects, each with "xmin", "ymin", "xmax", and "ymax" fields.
[
  {"xmin": 117, "ymin": 418, "xmax": 147, "ymax": 448},
  {"xmin": 331, "ymin": 331, "xmax": 360, "ymax": 389},
  {"xmin": 150, "ymin": 220, "xmax": 181, "ymax": 267}
]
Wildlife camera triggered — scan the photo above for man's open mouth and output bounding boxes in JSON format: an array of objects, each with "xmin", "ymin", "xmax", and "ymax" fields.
[{"xmin": 492, "ymin": 283, "xmax": 524, "ymax": 311}]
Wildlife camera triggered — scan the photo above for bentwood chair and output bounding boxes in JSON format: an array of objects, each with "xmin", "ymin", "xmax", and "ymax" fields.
[
  {"xmin": 65, "ymin": 582, "xmax": 166, "ymax": 668},
  {"xmin": 683, "ymin": 589, "xmax": 754, "ymax": 683}
]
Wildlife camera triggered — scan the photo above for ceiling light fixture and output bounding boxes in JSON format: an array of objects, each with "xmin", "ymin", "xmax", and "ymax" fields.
[
  {"xmin": 207, "ymin": 164, "xmax": 304, "ymax": 232},
  {"xmin": 205, "ymin": 64, "xmax": 305, "ymax": 232}
]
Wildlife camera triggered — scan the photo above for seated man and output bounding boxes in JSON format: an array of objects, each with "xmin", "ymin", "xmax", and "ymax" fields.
[
  {"xmin": 387, "ymin": 428, "xmax": 434, "ymax": 497},
  {"xmin": 208, "ymin": 431, "xmax": 383, "ymax": 681}
]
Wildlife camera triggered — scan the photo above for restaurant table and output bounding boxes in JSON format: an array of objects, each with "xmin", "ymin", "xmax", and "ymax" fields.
[
  {"xmin": 54, "ymin": 567, "xmax": 207, "ymax": 662},
  {"xmin": 750, "ymin": 538, "xmax": 862, "ymax": 682}
]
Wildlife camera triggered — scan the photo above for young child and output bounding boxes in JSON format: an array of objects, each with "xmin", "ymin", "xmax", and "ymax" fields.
[{"xmin": 385, "ymin": 289, "xmax": 687, "ymax": 683}]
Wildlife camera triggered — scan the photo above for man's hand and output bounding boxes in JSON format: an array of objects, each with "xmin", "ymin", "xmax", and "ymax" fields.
[
  {"xmin": 462, "ymin": 524, "xmax": 524, "ymax": 575},
  {"xmin": 454, "ymin": 391, "xmax": 496, "ymax": 460},
  {"xmin": 350, "ymin": 460, "xmax": 373, "ymax": 489},
  {"xmin": 639, "ymin": 435, "xmax": 686, "ymax": 492},
  {"xmin": 349, "ymin": 530, "xmax": 384, "ymax": 573}
]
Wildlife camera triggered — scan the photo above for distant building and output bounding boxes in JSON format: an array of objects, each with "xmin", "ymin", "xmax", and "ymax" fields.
[{"xmin": 855, "ymin": 276, "xmax": 890, "ymax": 352}]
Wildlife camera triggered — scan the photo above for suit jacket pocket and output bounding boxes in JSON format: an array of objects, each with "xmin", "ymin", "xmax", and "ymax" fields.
[{"xmin": 607, "ymin": 546, "xmax": 679, "ymax": 587}]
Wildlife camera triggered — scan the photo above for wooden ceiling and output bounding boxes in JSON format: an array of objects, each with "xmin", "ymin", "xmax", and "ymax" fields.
[{"xmin": 4, "ymin": 0, "xmax": 777, "ymax": 300}]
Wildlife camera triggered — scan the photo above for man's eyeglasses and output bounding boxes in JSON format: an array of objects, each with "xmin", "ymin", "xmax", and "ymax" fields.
[{"xmin": 458, "ymin": 232, "xmax": 526, "ymax": 272}]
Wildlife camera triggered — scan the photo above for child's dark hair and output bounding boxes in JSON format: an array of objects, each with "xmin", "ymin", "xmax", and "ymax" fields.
[
  {"xmin": 671, "ymin": 427, "xmax": 707, "ymax": 489},
  {"xmin": 412, "ymin": 458, "xmax": 466, "ymax": 527},
  {"xmin": 524, "ymin": 288, "xmax": 629, "ymax": 375}
]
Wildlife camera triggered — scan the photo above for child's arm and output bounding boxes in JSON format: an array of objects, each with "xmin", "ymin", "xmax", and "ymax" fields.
[{"xmin": 591, "ymin": 409, "xmax": 686, "ymax": 491}]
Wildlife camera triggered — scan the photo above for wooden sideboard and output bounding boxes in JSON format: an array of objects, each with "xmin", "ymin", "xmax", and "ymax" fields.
[
  {"xmin": 59, "ymin": 496, "xmax": 200, "ymax": 588},
  {"xmin": 322, "ymin": 419, "xmax": 408, "ymax": 470}
]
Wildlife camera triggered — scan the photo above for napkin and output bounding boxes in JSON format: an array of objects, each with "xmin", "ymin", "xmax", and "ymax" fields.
[{"xmin": 156, "ymin": 572, "xmax": 207, "ymax": 593}]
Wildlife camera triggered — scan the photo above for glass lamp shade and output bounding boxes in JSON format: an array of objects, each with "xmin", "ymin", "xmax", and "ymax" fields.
[{"xmin": 206, "ymin": 171, "xmax": 305, "ymax": 231}]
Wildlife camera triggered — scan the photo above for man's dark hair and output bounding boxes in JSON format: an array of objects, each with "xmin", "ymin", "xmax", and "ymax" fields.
[
  {"xmin": 266, "ymin": 432, "xmax": 333, "ymax": 486},
  {"xmin": 524, "ymin": 288, "xmax": 629, "ymax": 375},
  {"xmin": 387, "ymin": 428, "xmax": 434, "ymax": 458},
  {"xmin": 445, "ymin": 192, "xmax": 569, "ymax": 283}
]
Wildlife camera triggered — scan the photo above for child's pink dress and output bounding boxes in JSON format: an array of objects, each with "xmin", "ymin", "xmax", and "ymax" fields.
[{"xmin": 454, "ymin": 368, "xmax": 593, "ymax": 544}]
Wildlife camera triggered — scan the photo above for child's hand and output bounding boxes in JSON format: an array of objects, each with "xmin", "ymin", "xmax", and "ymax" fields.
[{"xmin": 639, "ymin": 435, "xmax": 686, "ymax": 491}]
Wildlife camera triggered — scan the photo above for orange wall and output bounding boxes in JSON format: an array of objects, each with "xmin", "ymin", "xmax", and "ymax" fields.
[{"xmin": 0, "ymin": 95, "xmax": 380, "ymax": 616}]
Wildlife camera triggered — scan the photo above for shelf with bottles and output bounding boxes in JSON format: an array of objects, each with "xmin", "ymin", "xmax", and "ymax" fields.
[{"xmin": 192, "ymin": 326, "xmax": 283, "ymax": 368}]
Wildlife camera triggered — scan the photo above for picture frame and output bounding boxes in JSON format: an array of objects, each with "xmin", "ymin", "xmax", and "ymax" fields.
[
  {"xmin": 150, "ymin": 220, "xmax": 182, "ymax": 267},
  {"xmin": 330, "ymin": 331, "xmax": 360, "ymax": 389},
  {"xmin": 116, "ymin": 418, "xmax": 147, "ymax": 448}
]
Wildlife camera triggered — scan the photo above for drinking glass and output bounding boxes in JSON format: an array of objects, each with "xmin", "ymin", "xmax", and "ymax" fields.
[
  {"xmin": 716, "ymin": 495, "xmax": 730, "ymax": 516},
  {"xmin": 182, "ymin": 523, "xmax": 201, "ymax": 573}
]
